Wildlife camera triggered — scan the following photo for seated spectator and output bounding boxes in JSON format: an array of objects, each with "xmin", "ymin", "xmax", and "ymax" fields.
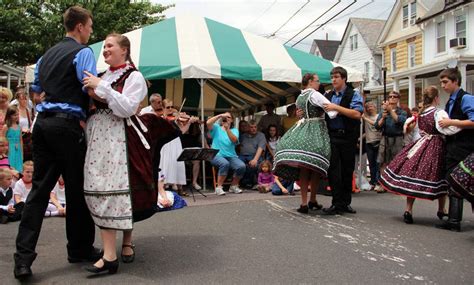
[
  {"xmin": 281, "ymin": 104, "xmax": 298, "ymax": 134},
  {"xmin": 207, "ymin": 112, "xmax": 245, "ymax": 195},
  {"xmin": 140, "ymin": 93, "xmax": 163, "ymax": 116},
  {"xmin": 0, "ymin": 137, "xmax": 10, "ymax": 169},
  {"xmin": 0, "ymin": 168, "xmax": 22, "ymax": 223},
  {"xmin": 238, "ymin": 120, "xmax": 249, "ymax": 140},
  {"xmin": 257, "ymin": 160, "xmax": 274, "ymax": 193},
  {"xmin": 271, "ymin": 176, "xmax": 295, "ymax": 196},
  {"xmin": 46, "ymin": 176, "xmax": 66, "ymax": 217},
  {"xmin": 265, "ymin": 124, "xmax": 280, "ymax": 160},
  {"xmin": 13, "ymin": 161, "xmax": 33, "ymax": 218},
  {"xmin": 374, "ymin": 91, "xmax": 407, "ymax": 193},
  {"xmin": 239, "ymin": 120, "xmax": 266, "ymax": 188},
  {"xmin": 257, "ymin": 102, "xmax": 281, "ymax": 133}
]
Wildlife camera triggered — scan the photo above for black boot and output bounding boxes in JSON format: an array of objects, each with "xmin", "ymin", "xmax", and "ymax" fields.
[{"xmin": 436, "ymin": 196, "xmax": 463, "ymax": 232}]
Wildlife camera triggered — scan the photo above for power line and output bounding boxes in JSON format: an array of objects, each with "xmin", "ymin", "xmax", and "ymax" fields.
[
  {"xmin": 274, "ymin": 0, "xmax": 381, "ymax": 37},
  {"xmin": 268, "ymin": 0, "xmax": 311, "ymax": 38},
  {"xmin": 244, "ymin": 0, "xmax": 278, "ymax": 29},
  {"xmin": 291, "ymin": 0, "xmax": 358, "ymax": 47},
  {"xmin": 284, "ymin": 0, "xmax": 341, "ymax": 45}
]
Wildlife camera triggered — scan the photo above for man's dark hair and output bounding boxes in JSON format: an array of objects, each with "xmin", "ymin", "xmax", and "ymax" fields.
[
  {"xmin": 439, "ymin": 67, "xmax": 461, "ymax": 86},
  {"xmin": 63, "ymin": 6, "xmax": 93, "ymax": 32},
  {"xmin": 330, "ymin": 66, "xmax": 348, "ymax": 82}
]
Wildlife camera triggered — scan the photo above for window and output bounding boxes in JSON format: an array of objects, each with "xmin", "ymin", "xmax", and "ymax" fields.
[
  {"xmin": 403, "ymin": 4, "xmax": 409, "ymax": 28},
  {"xmin": 364, "ymin": 61, "xmax": 369, "ymax": 81},
  {"xmin": 455, "ymin": 13, "xmax": 466, "ymax": 38},
  {"xmin": 437, "ymin": 21, "xmax": 446, "ymax": 53},
  {"xmin": 403, "ymin": 1, "xmax": 417, "ymax": 28},
  {"xmin": 410, "ymin": 2, "xmax": 417, "ymax": 25},
  {"xmin": 390, "ymin": 48, "xmax": 397, "ymax": 72},
  {"xmin": 408, "ymin": 43, "xmax": 415, "ymax": 68},
  {"xmin": 349, "ymin": 35, "xmax": 358, "ymax": 51}
]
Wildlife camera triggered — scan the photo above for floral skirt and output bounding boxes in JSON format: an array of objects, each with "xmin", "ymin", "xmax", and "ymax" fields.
[{"xmin": 84, "ymin": 112, "xmax": 133, "ymax": 230}]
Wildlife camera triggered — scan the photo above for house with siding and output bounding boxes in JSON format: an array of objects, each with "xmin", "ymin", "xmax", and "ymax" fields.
[
  {"xmin": 375, "ymin": 0, "xmax": 437, "ymax": 108},
  {"xmin": 334, "ymin": 18, "xmax": 386, "ymax": 91},
  {"xmin": 413, "ymin": 0, "xmax": 474, "ymax": 107}
]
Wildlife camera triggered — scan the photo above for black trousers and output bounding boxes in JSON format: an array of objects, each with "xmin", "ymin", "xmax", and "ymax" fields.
[
  {"xmin": 328, "ymin": 134, "xmax": 358, "ymax": 208},
  {"xmin": 14, "ymin": 115, "xmax": 95, "ymax": 266}
]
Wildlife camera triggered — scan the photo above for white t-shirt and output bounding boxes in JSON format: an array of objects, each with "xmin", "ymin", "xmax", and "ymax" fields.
[
  {"xmin": 13, "ymin": 179, "xmax": 32, "ymax": 202},
  {"xmin": 52, "ymin": 183, "xmax": 66, "ymax": 204}
]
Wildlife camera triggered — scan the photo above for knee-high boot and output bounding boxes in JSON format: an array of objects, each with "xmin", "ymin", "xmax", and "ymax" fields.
[{"xmin": 436, "ymin": 196, "xmax": 463, "ymax": 232}]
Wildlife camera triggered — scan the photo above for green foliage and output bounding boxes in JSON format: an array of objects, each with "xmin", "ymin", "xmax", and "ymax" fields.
[{"xmin": 0, "ymin": 1, "xmax": 172, "ymax": 66}]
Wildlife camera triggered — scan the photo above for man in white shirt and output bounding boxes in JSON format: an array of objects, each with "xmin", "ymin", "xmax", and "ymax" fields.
[{"xmin": 140, "ymin": 93, "xmax": 163, "ymax": 115}]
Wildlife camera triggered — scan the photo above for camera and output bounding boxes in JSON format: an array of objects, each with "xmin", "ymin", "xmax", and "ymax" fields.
[{"xmin": 222, "ymin": 118, "xmax": 228, "ymax": 123}]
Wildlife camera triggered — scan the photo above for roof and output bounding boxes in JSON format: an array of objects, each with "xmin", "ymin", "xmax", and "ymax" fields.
[
  {"xmin": 417, "ymin": 0, "xmax": 472, "ymax": 24},
  {"xmin": 309, "ymin": 39, "xmax": 339, "ymax": 61},
  {"xmin": 349, "ymin": 18, "xmax": 386, "ymax": 51}
]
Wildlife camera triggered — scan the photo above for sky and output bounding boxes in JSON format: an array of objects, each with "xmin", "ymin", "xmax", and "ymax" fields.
[{"xmin": 155, "ymin": 0, "xmax": 396, "ymax": 52}]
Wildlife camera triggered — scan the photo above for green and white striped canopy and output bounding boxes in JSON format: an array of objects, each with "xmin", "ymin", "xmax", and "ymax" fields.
[
  {"xmin": 89, "ymin": 15, "xmax": 362, "ymax": 83},
  {"xmin": 89, "ymin": 15, "xmax": 362, "ymax": 112}
]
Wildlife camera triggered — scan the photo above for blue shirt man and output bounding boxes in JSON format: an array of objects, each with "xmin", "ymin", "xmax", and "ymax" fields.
[{"xmin": 32, "ymin": 40, "xmax": 97, "ymax": 120}]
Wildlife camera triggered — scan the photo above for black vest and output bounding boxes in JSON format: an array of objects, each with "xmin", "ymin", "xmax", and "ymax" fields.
[
  {"xmin": 39, "ymin": 37, "xmax": 90, "ymax": 112},
  {"xmin": 0, "ymin": 188, "xmax": 13, "ymax": 206},
  {"xmin": 325, "ymin": 87, "xmax": 361, "ymax": 136},
  {"xmin": 445, "ymin": 88, "xmax": 474, "ymax": 145}
]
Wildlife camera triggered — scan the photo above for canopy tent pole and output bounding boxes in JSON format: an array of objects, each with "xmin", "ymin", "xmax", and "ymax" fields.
[
  {"xmin": 358, "ymin": 82, "xmax": 364, "ymax": 191},
  {"xmin": 199, "ymin": 79, "xmax": 207, "ymax": 192}
]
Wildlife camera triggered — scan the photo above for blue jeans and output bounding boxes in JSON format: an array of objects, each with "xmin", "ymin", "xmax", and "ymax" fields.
[
  {"xmin": 366, "ymin": 141, "xmax": 380, "ymax": 185},
  {"xmin": 211, "ymin": 156, "xmax": 246, "ymax": 178},
  {"xmin": 271, "ymin": 179, "xmax": 294, "ymax": 195},
  {"xmin": 238, "ymin": 154, "xmax": 263, "ymax": 186}
]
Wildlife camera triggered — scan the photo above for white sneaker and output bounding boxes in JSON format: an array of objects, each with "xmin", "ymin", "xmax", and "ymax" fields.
[
  {"xmin": 215, "ymin": 186, "xmax": 226, "ymax": 196},
  {"xmin": 229, "ymin": 185, "xmax": 243, "ymax": 194},
  {"xmin": 192, "ymin": 183, "xmax": 202, "ymax": 190}
]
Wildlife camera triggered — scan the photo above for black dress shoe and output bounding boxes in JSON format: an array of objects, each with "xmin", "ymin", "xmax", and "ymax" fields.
[
  {"xmin": 342, "ymin": 205, "xmax": 357, "ymax": 214},
  {"xmin": 322, "ymin": 205, "xmax": 342, "ymax": 215},
  {"xmin": 14, "ymin": 264, "xmax": 32, "ymax": 279},
  {"xmin": 121, "ymin": 244, "xmax": 135, "ymax": 263},
  {"xmin": 403, "ymin": 211, "xmax": 414, "ymax": 224},
  {"xmin": 84, "ymin": 258, "xmax": 119, "ymax": 274},
  {"xmin": 68, "ymin": 247, "xmax": 104, "ymax": 263},
  {"xmin": 435, "ymin": 221, "xmax": 461, "ymax": 232},
  {"xmin": 296, "ymin": 205, "xmax": 309, "ymax": 214},
  {"xmin": 308, "ymin": 201, "xmax": 323, "ymax": 210}
]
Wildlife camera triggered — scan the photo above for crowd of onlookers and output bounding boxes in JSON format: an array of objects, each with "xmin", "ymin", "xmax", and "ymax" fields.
[{"xmin": 0, "ymin": 86, "xmax": 66, "ymax": 224}]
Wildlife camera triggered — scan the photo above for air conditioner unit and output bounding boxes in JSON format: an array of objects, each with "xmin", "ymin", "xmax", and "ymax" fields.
[{"xmin": 450, "ymin": 37, "xmax": 466, "ymax": 49}]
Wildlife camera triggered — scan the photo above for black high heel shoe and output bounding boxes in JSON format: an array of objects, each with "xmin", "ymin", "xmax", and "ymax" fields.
[
  {"xmin": 297, "ymin": 205, "xmax": 309, "ymax": 214},
  {"xmin": 436, "ymin": 211, "xmax": 448, "ymax": 220},
  {"xmin": 84, "ymin": 258, "xmax": 119, "ymax": 274},
  {"xmin": 403, "ymin": 211, "xmax": 414, "ymax": 224},
  {"xmin": 121, "ymin": 244, "xmax": 135, "ymax": 263},
  {"xmin": 308, "ymin": 201, "xmax": 323, "ymax": 210}
]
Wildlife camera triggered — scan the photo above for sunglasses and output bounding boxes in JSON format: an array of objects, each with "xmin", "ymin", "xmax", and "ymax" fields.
[
  {"xmin": 165, "ymin": 106, "xmax": 173, "ymax": 109},
  {"xmin": 388, "ymin": 95, "xmax": 400, "ymax": 99}
]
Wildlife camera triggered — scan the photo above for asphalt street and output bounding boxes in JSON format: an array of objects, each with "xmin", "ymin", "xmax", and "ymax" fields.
[{"xmin": 1, "ymin": 189, "xmax": 473, "ymax": 284}]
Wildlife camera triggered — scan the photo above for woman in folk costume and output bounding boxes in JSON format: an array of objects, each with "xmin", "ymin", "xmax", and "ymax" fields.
[
  {"xmin": 273, "ymin": 73, "xmax": 338, "ymax": 213},
  {"xmin": 380, "ymin": 86, "xmax": 461, "ymax": 224},
  {"xmin": 82, "ymin": 33, "xmax": 190, "ymax": 275}
]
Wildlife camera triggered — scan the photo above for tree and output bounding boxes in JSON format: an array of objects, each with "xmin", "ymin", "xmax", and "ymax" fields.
[{"xmin": 0, "ymin": 1, "xmax": 172, "ymax": 66}]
